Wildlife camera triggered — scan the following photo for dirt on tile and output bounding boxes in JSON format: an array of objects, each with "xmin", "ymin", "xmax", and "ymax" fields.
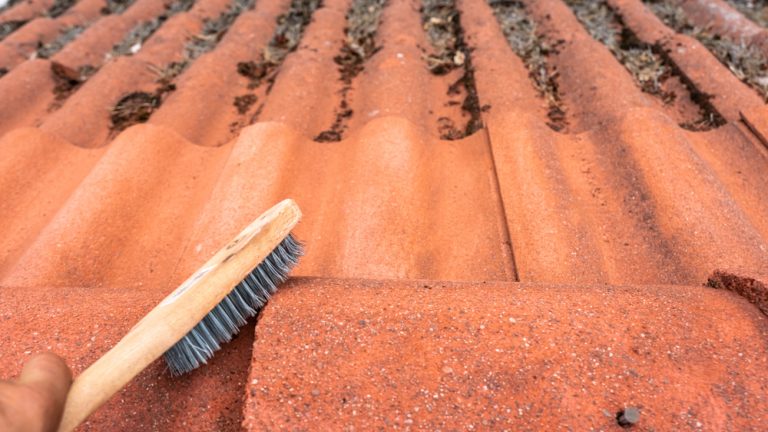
[
  {"xmin": 109, "ymin": 0, "xmax": 251, "ymax": 132},
  {"xmin": 315, "ymin": 0, "xmax": 386, "ymax": 142},
  {"xmin": 101, "ymin": 0, "xmax": 136, "ymax": 15},
  {"xmin": 237, "ymin": 0, "xmax": 322, "ymax": 91},
  {"xmin": 436, "ymin": 116, "xmax": 463, "ymax": 139},
  {"xmin": 564, "ymin": 0, "xmax": 725, "ymax": 131},
  {"xmin": 107, "ymin": 64, "xmax": 179, "ymax": 131},
  {"xmin": 646, "ymin": 0, "xmax": 768, "ymax": 102},
  {"xmin": 725, "ymin": 0, "xmax": 768, "ymax": 27},
  {"xmin": 230, "ymin": 0, "xmax": 321, "ymax": 130},
  {"xmin": 708, "ymin": 269, "xmax": 768, "ymax": 317},
  {"xmin": 0, "ymin": 20, "xmax": 26, "ymax": 42},
  {"xmin": 185, "ymin": 0, "xmax": 254, "ymax": 60},
  {"xmin": 233, "ymin": 93, "xmax": 257, "ymax": 114},
  {"xmin": 421, "ymin": 0, "xmax": 484, "ymax": 139},
  {"xmin": 112, "ymin": 0, "xmax": 196, "ymax": 57},
  {"xmin": 110, "ymin": 92, "xmax": 161, "ymax": 131},
  {"xmin": 421, "ymin": 0, "xmax": 461, "ymax": 75},
  {"xmin": 37, "ymin": 25, "xmax": 84, "ymax": 59},
  {"xmin": 49, "ymin": 62, "xmax": 96, "ymax": 111},
  {"xmin": 46, "ymin": 0, "xmax": 77, "ymax": 18},
  {"xmin": 488, "ymin": 0, "xmax": 567, "ymax": 132}
]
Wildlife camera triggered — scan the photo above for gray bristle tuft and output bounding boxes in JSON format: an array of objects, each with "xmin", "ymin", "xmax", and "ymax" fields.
[{"xmin": 163, "ymin": 234, "xmax": 303, "ymax": 376}]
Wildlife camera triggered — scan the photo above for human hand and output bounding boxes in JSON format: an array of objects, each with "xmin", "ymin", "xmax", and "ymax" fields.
[{"xmin": 0, "ymin": 353, "xmax": 72, "ymax": 432}]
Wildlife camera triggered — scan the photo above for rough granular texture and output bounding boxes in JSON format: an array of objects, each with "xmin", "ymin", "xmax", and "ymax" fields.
[
  {"xmin": 0, "ymin": 0, "xmax": 767, "ymax": 429},
  {"xmin": 708, "ymin": 269, "xmax": 768, "ymax": 316},
  {"xmin": 644, "ymin": 0, "xmax": 768, "ymax": 101},
  {"xmin": 244, "ymin": 278, "xmax": 768, "ymax": 431}
]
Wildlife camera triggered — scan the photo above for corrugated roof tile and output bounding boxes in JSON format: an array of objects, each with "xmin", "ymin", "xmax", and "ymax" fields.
[{"xmin": 1, "ymin": 0, "xmax": 768, "ymax": 429}]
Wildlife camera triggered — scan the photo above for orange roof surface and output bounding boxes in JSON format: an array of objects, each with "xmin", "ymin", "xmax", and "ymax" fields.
[{"xmin": 1, "ymin": 0, "xmax": 768, "ymax": 429}]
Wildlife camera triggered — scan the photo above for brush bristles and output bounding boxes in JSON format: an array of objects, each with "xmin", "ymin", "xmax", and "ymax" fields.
[{"xmin": 163, "ymin": 234, "xmax": 303, "ymax": 376}]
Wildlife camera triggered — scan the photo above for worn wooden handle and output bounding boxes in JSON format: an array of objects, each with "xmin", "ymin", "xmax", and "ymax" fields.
[{"xmin": 57, "ymin": 199, "xmax": 302, "ymax": 432}]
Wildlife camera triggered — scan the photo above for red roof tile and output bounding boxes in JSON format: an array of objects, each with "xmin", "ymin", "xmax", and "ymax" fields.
[
  {"xmin": 1, "ymin": 0, "xmax": 768, "ymax": 429},
  {"xmin": 244, "ymin": 277, "xmax": 768, "ymax": 431}
]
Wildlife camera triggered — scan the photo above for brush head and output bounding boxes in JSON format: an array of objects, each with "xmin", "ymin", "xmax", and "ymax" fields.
[{"xmin": 163, "ymin": 233, "xmax": 303, "ymax": 375}]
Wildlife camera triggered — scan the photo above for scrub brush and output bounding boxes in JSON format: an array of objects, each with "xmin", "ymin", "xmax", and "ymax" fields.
[{"xmin": 57, "ymin": 199, "xmax": 303, "ymax": 432}]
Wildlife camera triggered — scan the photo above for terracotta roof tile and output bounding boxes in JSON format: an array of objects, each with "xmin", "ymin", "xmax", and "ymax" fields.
[
  {"xmin": 1, "ymin": 0, "xmax": 768, "ymax": 429},
  {"xmin": 245, "ymin": 278, "xmax": 768, "ymax": 430}
]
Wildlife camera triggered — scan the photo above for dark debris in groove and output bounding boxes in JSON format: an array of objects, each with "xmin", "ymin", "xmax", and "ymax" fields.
[
  {"xmin": 185, "ymin": 0, "xmax": 254, "ymax": 60},
  {"xmin": 315, "ymin": 0, "xmax": 387, "ymax": 142},
  {"xmin": 109, "ymin": 0, "xmax": 251, "ymax": 132},
  {"xmin": 421, "ymin": 0, "xmax": 463, "ymax": 75},
  {"xmin": 112, "ymin": 18, "xmax": 166, "ymax": 56},
  {"xmin": 655, "ymin": 47, "xmax": 727, "ymax": 131},
  {"xmin": 421, "ymin": 0, "xmax": 484, "ymax": 139},
  {"xmin": 564, "ymin": 0, "xmax": 724, "ymax": 131},
  {"xmin": 0, "ymin": 20, "xmax": 27, "ymax": 42},
  {"xmin": 112, "ymin": 0, "xmax": 195, "ymax": 57},
  {"xmin": 237, "ymin": 0, "xmax": 322, "ymax": 92},
  {"xmin": 46, "ymin": 0, "xmax": 77, "ymax": 18},
  {"xmin": 49, "ymin": 62, "xmax": 97, "ymax": 111},
  {"xmin": 110, "ymin": 92, "xmax": 162, "ymax": 132},
  {"xmin": 645, "ymin": 0, "xmax": 768, "ymax": 102},
  {"xmin": 234, "ymin": 94, "xmax": 257, "ymax": 114},
  {"xmin": 0, "ymin": 67, "xmax": 7, "ymax": 78},
  {"xmin": 707, "ymin": 270, "xmax": 768, "ymax": 317},
  {"xmin": 230, "ymin": 0, "xmax": 322, "ymax": 132},
  {"xmin": 102, "ymin": 0, "xmax": 137, "ymax": 15},
  {"xmin": 37, "ymin": 25, "xmax": 84, "ymax": 59},
  {"xmin": 565, "ymin": 0, "xmax": 671, "ymax": 97},
  {"xmin": 725, "ymin": 0, "xmax": 768, "ymax": 28},
  {"xmin": 488, "ymin": 0, "xmax": 567, "ymax": 132}
]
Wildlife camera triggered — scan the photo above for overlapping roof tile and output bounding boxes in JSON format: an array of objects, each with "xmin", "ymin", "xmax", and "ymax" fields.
[{"xmin": 1, "ymin": 0, "xmax": 768, "ymax": 429}]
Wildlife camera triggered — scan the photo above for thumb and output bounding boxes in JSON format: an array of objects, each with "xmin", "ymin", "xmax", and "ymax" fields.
[{"xmin": 16, "ymin": 353, "xmax": 73, "ymax": 431}]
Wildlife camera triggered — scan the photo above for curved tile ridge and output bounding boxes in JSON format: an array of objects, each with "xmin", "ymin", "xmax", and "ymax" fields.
[
  {"xmin": 53, "ymin": 0, "xmax": 169, "ymax": 71},
  {"xmin": 170, "ymin": 115, "xmax": 514, "ymax": 287},
  {"xmin": 491, "ymin": 0, "xmax": 768, "ymax": 284},
  {"xmin": 1, "ymin": 123, "xmax": 232, "ymax": 289},
  {"xmin": 462, "ymin": 0, "xmax": 609, "ymax": 284},
  {"xmin": 608, "ymin": 0, "xmax": 765, "ymax": 122},
  {"xmin": 244, "ymin": 277, "xmax": 768, "ymax": 431},
  {"xmin": 0, "ymin": 17, "xmax": 62, "ymax": 67},
  {"xmin": 149, "ymin": 0, "xmax": 291, "ymax": 147},
  {"xmin": 347, "ymin": 0, "xmax": 458, "ymax": 139},
  {"xmin": 0, "ymin": 0, "xmax": 104, "ymax": 71},
  {"xmin": 465, "ymin": 0, "xmax": 684, "ymax": 284},
  {"xmin": 0, "ymin": 59, "xmax": 57, "ymax": 138},
  {"xmin": 674, "ymin": 0, "xmax": 768, "ymax": 80},
  {"xmin": 0, "ymin": 0, "xmax": 53, "ymax": 25},
  {"xmin": 683, "ymin": 123, "xmax": 768, "ymax": 243},
  {"xmin": 40, "ymin": 0, "xmax": 233, "ymax": 148},
  {"xmin": 0, "ymin": 0, "xmax": 168, "ymax": 137},
  {"xmin": 0, "ymin": 126, "xmax": 105, "ymax": 275},
  {"xmin": 255, "ymin": 0, "xmax": 350, "ymax": 137},
  {"xmin": 618, "ymin": 106, "xmax": 768, "ymax": 278},
  {"xmin": 682, "ymin": 0, "xmax": 765, "ymax": 41}
]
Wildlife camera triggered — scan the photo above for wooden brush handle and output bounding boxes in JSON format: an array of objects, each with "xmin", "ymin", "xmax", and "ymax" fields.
[{"xmin": 57, "ymin": 199, "xmax": 302, "ymax": 432}]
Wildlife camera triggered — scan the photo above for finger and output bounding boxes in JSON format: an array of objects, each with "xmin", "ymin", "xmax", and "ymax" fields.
[{"xmin": 16, "ymin": 353, "xmax": 72, "ymax": 430}]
